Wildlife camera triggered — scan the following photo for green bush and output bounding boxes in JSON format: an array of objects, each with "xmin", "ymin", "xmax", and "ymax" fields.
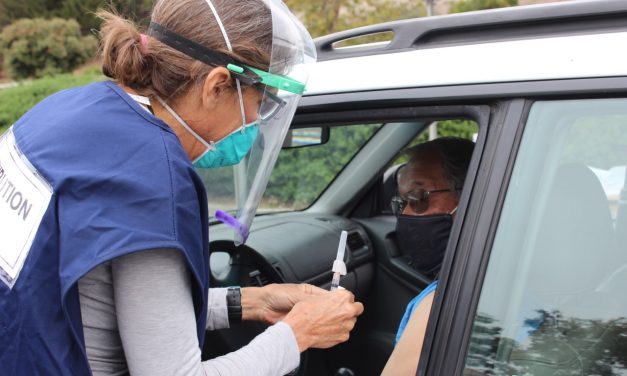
[
  {"xmin": 1, "ymin": 17, "xmax": 97, "ymax": 79},
  {"xmin": 450, "ymin": 0, "xmax": 518, "ymax": 13},
  {"xmin": 0, "ymin": 71, "xmax": 104, "ymax": 133},
  {"xmin": 0, "ymin": 0, "xmax": 153, "ymax": 34}
]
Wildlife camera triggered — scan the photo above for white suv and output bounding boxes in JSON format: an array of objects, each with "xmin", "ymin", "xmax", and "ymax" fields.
[{"xmin": 205, "ymin": 1, "xmax": 627, "ymax": 374}]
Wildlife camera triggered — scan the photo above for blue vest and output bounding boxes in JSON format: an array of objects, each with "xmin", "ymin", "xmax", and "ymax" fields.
[{"xmin": 0, "ymin": 82, "xmax": 209, "ymax": 375}]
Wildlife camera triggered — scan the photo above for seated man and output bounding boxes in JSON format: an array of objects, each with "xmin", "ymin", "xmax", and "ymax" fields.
[{"xmin": 382, "ymin": 136, "xmax": 474, "ymax": 376}]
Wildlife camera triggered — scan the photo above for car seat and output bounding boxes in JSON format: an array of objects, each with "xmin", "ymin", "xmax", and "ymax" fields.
[
  {"xmin": 595, "ymin": 168, "xmax": 627, "ymax": 315},
  {"xmin": 507, "ymin": 163, "xmax": 625, "ymax": 375}
]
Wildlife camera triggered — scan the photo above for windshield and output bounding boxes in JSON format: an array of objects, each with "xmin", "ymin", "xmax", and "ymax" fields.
[{"xmin": 198, "ymin": 123, "xmax": 382, "ymax": 218}]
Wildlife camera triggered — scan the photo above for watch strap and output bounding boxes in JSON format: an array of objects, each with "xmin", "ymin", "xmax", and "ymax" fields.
[{"xmin": 226, "ymin": 287, "xmax": 242, "ymax": 324}]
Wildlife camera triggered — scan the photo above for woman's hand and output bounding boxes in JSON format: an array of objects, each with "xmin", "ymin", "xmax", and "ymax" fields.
[
  {"xmin": 282, "ymin": 289, "xmax": 365, "ymax": 352},
  {"xmin": 241, "ymin": 283, "xmax": 327, "ymax": 324}
]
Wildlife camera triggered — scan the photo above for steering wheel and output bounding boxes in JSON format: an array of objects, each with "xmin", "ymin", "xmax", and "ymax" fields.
[
  {"xmin": 205, "ymin": 240, "xmax": 308, "ymax": 376},
  {"xmin": 209, "ymin": 240, "xmax": 283, "ymax": 288}
]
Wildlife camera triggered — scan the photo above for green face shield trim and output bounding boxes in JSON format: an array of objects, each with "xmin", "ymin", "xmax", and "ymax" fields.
[
  {"xmin": 226, "ymin": 63, "xmax": 245, "ymax": 74},
  {"xmin": 247, "ymin": 66, "xmax": 306, "ymax": 94},
  {"xmin": 226, "ymin": 64, "xmax": 305, "ymax": 95}
]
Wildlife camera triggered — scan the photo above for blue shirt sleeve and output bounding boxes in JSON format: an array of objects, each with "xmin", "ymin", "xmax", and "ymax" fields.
[{"xmin": 395, "ymin": 280, "xmax": 438, "ymax": 344}]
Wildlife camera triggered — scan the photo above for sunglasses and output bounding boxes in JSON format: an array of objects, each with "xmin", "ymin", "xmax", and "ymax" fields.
[{"xmin": 391, "ymin": 187, "xmax": 457, "ymax": 215}]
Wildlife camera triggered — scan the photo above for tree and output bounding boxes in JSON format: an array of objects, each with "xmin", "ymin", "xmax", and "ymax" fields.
[
  {"xmin": 285, "ymin": 0, "xmax": 425, "ymax": 38},
  {"xmin": 1, "ymin": 18, "xmax": 97, "ymax": 79},
  {"xmin": 0, "ymin": 0, "xmax": 424, "ymax": 38},
  {"xmin": 57, "ymin": 0, "xmax": 152, "ymax": 34},
  {"xmin": 449, "ymin": 0, "xmax": 518, "ymax": 14},
  {"xmin": 0, "ymin": 0, "xmax": 64, "ymax": 28},
  {"xmin": 0, "ymin": 0, "xmax": 152, "ymax": 32}
]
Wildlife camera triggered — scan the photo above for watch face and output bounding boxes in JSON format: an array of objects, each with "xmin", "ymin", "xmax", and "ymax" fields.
[{"xmin": 226, "ymin": 287, "xmax": 242, "ymax": 323}]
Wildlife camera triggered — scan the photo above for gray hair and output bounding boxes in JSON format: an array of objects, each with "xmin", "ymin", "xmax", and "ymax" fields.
[{"xmin": 404, "ymin": 137, "xmax": 475, "ymax": 192}]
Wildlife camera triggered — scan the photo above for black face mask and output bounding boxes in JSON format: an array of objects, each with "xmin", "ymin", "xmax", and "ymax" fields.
[{"xmin": 395, "ymin": 213, "xmax": 453, "ymax": 277}]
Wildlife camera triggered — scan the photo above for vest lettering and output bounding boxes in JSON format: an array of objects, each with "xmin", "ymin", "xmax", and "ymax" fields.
[{"xmin": 0, "ymin": 168, "xmax": 32, "ymax": 222}]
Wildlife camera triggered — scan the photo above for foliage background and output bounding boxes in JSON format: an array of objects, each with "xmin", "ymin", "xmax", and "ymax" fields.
[
  {"xmin": 1, "ymin": 18, "xmax": 97, "ymax": 79},
  {"xmin": 0, "ymin": 68, "xmax": 104, "ymax": 132},
  {"xmin": 450, "ymin": 0, "xmax": 517, "ymax": 13},
  {"xmin": 284, "ymin": 0, "xmax": 425, "ymax": 37},
  {"xmin": 0, "ymin": 0, "xmax": 152, "ymax": 32}
]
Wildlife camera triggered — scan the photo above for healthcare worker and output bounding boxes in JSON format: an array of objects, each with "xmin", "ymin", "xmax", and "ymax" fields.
[{"xmin": 0, "ymin": 0, "xmax": 364, "ymax": 375}]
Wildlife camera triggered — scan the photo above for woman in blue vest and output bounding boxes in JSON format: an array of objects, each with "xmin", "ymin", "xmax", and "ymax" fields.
[{"xmin": 0, "ymin": 1, "xmax": 363, "ymax": 375}]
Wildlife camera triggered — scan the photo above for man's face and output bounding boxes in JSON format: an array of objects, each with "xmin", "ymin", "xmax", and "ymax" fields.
[{"xmin": 397, "ymin": 150, "xmax": 459, "ymax": 216}]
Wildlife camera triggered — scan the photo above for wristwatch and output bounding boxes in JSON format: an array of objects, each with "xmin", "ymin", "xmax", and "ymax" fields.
[{"xmin": 226, "ymin": 287, "xmax": 242, "ymax": 324}]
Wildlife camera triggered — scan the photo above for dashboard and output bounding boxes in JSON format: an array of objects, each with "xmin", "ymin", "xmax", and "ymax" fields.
[{"xmin": 208, "ymin": 212, "xmax": 376, "ymax": 299}]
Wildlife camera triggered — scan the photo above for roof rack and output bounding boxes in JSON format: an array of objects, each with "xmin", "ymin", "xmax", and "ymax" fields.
[{"xmin": 315, "ymin": 0, "xmax": 627, "ymax": 62}]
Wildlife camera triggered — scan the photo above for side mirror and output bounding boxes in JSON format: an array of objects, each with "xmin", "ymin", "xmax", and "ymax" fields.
[{"xmin": 282, "ymin": 127, "xmax": 330, "ymax": 149}]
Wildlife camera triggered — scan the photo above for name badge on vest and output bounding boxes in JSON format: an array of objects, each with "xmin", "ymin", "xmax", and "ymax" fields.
[{"xmin": 0, "ymin": 128, "xmax": 52, "ymax": 288}]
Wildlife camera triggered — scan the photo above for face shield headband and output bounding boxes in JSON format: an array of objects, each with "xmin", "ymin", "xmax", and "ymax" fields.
[{"xmin": 147, "ymin": 22, "xmax": 305, "ymax": 96}]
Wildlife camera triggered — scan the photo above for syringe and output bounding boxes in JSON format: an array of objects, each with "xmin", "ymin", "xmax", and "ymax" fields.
[{"xmin": 330, "ymin": 230, "xmax": 348, "ymax": 291}]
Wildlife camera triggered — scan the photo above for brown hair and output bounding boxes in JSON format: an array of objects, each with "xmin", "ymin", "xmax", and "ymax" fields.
[{"xmin": 98, "ymin": 0, "xmax": 272, "ymax": 100}]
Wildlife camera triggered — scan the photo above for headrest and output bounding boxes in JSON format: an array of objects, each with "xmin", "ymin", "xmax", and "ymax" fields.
[
  {"xmin": 381, "ymin": 163, "xmax": 406, "ymax": 214},
  {"xmin": 530, "ymin": 163, "xmax": 615, "ymax": 297}
]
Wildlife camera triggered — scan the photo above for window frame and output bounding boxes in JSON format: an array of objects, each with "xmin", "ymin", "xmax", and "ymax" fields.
[{"xmin": 421, "ymin": 98, "xmax": 532, "ymax": 375}]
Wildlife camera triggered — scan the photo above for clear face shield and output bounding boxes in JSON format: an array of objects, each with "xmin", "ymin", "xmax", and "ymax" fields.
[
  {"xmin": 148, "ymin": 0, "xmax": 316, "ymax": 244},
  {"xmin": 222, "ymin": 0, "xmax": 317, "ymax": 244}
]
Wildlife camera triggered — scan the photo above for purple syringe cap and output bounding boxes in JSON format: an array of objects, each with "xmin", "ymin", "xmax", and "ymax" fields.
[{"xmin": 215, "ymin": 210, "xmax": 250, "ymax": 243}]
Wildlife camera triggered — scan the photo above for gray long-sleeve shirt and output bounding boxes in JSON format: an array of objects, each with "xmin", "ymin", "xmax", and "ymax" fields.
[{"xmin": 78, "ymin": 249, "xmax": 300, "ymax": 376}]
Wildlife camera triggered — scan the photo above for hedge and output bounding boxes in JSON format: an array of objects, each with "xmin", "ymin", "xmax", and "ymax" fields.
[
  {"xmin": 1, "ymin": 18, "xmax": 98, "ymax": 80},
  {"xmin": 0, "ymin": 70, "xmax": 104, "ymax": 133}
]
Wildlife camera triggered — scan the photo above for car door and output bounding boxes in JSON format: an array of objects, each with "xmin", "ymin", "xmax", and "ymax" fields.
[
  {"xmin": 290, "ymin": 99, "xmax": 490, "ymax": 375},
  {"xmin": 422, "ymin": 97, "xmax": 627, "ymax": 375}
]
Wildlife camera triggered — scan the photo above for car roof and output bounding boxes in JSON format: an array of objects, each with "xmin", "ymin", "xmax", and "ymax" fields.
[{"xmin": 304, "ymin": 0, "xmax": 627, "ymax": 96}]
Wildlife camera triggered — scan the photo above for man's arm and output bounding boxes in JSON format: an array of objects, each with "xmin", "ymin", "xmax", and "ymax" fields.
[{"xmin": 381, "ymin": 292, "xmax": 435, "ymax": 376}]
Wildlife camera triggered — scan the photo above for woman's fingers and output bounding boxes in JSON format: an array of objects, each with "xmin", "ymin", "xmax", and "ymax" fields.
[
  {"xmin": 283, "ymin": 290, "xmax": 364, "ymax": 351},
  {"xmin": 298, "ymin": 283, "xmax": 328, "ymax": 296}
]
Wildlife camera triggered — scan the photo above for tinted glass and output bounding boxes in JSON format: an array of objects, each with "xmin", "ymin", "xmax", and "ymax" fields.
[{"xmin": 463, "ymin": 99, "xmax": 627, "ymax": 375}]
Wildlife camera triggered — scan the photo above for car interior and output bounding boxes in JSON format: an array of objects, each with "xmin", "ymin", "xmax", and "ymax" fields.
[{"xmin": 198, "ymin": 113, "xmax": 481, "ymax": 375}]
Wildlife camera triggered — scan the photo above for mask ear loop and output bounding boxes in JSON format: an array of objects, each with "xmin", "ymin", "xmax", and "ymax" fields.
[
  {"xmin": 155, "ymin": 96, "xmax": 217, "ymax": 153},
  {"xmin": 235, "ymin": 80, "xmax": 248, "ymax": 133}
]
